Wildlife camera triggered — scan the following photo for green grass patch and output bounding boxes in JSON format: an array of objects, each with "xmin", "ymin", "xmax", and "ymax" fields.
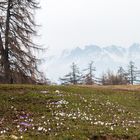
[{"xmin": 0, "ymin": 85, "xmax": 140, "ymax": 140}]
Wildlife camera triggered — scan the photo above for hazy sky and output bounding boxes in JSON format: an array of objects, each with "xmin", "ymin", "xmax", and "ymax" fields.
[{"xmin": 36, "ymin": 0, "xmax": 140, "ymax": 55}]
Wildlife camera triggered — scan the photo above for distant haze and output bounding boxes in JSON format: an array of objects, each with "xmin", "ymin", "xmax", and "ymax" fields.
[
  {"xmin": 41, "ymin": 44, "xmax": 140, "ymax": 82},
  {"xmin": 37, "ymin": 0, "xmax": 140, "ymax": 56}
]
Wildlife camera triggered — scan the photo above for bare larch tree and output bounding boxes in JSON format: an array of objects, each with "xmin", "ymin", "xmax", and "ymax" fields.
[
  {"xmin": 127, "ymin": 61, "xmax": 140, "ymax": 85},
  {"xmin": 0, "ymin": 0, "xmax": 41, "ymax": 83},
  {"xmin": 117, "ymin": 66, "xmax": 129, "ymax": 84},
  {"xmin": 60, "ymin": 63, "xmax": 82, "ymax": 85},
  {"xmin": 83, "ymin": 61, "xmax": 96, "ymax": 85}
]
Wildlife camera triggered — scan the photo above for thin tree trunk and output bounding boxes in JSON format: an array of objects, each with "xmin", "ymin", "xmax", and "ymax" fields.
[
  {"xmin": 4, "ymin": 0, "xmax": 11, "ymax": 83},
  {"xmin": 0, "ymin": 32, "xmax": 4, "ymax": 54},
  {"xmin": 0, "ymin": 32, "xmax": 4, "ymax": 71}
]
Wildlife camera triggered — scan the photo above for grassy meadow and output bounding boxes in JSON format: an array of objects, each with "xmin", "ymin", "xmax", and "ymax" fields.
[{"xmin": 0, "ymin": 85, "xmax": 140, "ymax": 140}]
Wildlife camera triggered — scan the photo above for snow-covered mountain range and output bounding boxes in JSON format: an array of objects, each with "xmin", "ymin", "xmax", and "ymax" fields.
[{"xmin": 43, "ymin": 43, "xmax": 140, "ymax": 82}]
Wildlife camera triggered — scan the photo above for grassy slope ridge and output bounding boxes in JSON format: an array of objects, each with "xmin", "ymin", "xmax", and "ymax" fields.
[{"xmin": 0, "ymin": 85, "xmax": 140, "ymax": 140}]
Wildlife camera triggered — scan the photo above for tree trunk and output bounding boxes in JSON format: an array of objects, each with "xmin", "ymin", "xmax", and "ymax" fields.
[
  {"xmin": 0, "ymin": 32, "xmax": 4, "ymax": 74},
  {"xmin": 0, "ymin": 32, "xmax": 4, "ymax": 56},
  {"xmin": 4, "ymin": 0, "xmax": 11, "ymax": 83}
]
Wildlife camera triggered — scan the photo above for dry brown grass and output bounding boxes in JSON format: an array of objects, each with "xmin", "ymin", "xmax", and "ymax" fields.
[{"xmin": 79, "ymin": 85, "xmax": 140, "ymax": 92}]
